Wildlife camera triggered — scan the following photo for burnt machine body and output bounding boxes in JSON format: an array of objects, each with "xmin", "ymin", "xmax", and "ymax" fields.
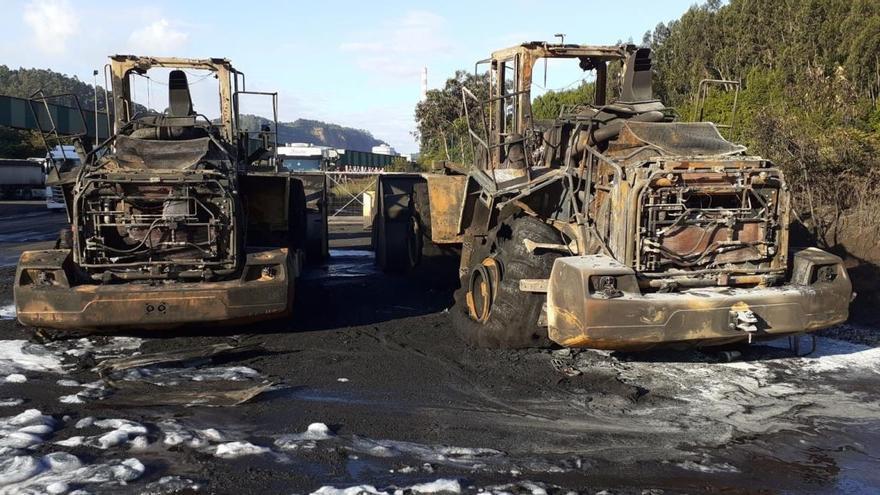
[
  {"xmin": 15, "ymin": 56, "xmax": 326, "ymax": 330},
  {"xmin": 375, "ymin": 42, "xmax": 852, "ymax": 349}
]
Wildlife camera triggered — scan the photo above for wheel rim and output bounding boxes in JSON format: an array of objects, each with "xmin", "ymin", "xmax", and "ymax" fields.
[{"xmin": 465, "ymin": 257, "xmax": 501, "ymax": 323}]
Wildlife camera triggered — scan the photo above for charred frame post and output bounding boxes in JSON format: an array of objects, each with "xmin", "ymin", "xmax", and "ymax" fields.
[{"xmin": 594, "ymin": 61, "xmax": 607, "ymax": 105}]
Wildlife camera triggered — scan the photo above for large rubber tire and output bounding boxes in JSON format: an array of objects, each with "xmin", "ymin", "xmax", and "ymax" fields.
[
  {"xmin": 379, "ymin": 216, "xmax": 421, "ymax": 272},
  {"xmin": 305, "ymin": 179, "xmax": 329, "ymax": 264},
  {"xmin": 376, "ymin": 194, "xmax": 422, "ymax": 273},
  {"xmin": 451, "ymin": 216, "xmax": 560, "ymax": 349},
  {"xmin": 411, "ymin": 183, "xmax": 432, "ymax": 240},
  {"xmin": 305, "ymin": 212, "xmax": 329, "ymax": 264}
]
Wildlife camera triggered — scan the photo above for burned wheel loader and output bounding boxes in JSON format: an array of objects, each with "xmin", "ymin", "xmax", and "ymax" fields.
[
  {"xmin": 375, "ymin": 42, "xmax": 853, "ymax": 350},
  {"xmin": 14, "ymin": 56, "xmax": 327, "ymax": 331}
]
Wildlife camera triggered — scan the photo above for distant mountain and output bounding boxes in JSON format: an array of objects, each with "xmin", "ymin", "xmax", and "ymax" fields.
[{"xmin": 237, "ymin": 114, "xmax": 384, "ymax": 152}]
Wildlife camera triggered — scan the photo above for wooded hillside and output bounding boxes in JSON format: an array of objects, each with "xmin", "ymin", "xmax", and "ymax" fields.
[
  {"xmin": 0, "ymin": 65, "xmax": 106, "ymax": 158},
  {"xmin": 237, "ymin": 114, "xmax": 383, "ymax": 151}
]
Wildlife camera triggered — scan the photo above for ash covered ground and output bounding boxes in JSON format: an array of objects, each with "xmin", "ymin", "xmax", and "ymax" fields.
[{"xmin": 0, "ymin": 204, "xmax": 878, "ymax": 494}]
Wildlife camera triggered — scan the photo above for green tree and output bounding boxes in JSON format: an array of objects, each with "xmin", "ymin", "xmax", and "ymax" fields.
[
  {"xmin": 0, "ymin": 128, "xmax": 43, "ymax": 158},
  {"xmin": 413, "ymin": 70, "xmax": 489, "ymax": 166},
  {"xmin": 531, "ymin": 82, "xmax": 596, "ymax": 120},
  {"xmin": 0, "ymin": 65, "xmax": 109, "ymax": 112}
]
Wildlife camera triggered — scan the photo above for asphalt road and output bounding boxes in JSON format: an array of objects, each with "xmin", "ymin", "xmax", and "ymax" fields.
[
  {"xmin": 0, "ymin": 203, "xmax": 879, "ymax": 494},
  {"xmin": 0, "ymin": 201, "xmax": 66, "ymax": 267}
]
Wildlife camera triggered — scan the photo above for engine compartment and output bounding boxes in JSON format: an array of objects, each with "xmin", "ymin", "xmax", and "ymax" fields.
[
  {"xmin": 638, "ymin": 168, "xmax": 784, "ymax": 283},
  {"xmin": 74, "ymin": 173, "xmax": 238, "ymax": 281}
]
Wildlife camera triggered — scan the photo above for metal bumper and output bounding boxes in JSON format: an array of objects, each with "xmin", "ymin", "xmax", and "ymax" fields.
[
  {"xmin": 14, "ymin": 249, "xmax": 297, "ymax": 330},
  {"xmin": 546, "ymin": 249, "xmax": 853, "ymax": 350}
]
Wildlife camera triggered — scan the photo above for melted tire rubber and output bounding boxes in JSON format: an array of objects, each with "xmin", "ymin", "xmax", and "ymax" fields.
[{"xmin": 452, "ymin": 217, "xmax": 560, "ymax": 349}]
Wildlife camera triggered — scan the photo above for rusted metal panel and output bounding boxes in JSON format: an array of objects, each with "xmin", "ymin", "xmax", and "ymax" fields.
[
  {"xmin": 490, "ymin": 43, "xmax": 626, "ymax": 63},
  {"xmin": 659, "ymin": 222, "xmax": 764, "ymax": 265},
  {"xmin": 425, "ymin": 175, "xmax": 466, "ymax": 243},
  {"xmin": 519, "ymin": 278, "xmax": 549, "ymax": 293},
  {"xmin": 15, "ymin": 249, "xmax": 295, "ymax": 330}
]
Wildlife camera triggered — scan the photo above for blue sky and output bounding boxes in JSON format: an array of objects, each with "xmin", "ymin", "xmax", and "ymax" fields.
[{"xmin": 0, "ymin": 0, "xmax": 698, "ymax": 153}]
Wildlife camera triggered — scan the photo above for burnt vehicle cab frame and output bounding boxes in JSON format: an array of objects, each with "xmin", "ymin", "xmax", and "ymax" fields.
[
  {"xmin": 15, "ymin": 55, "xmax": 320, "ymax": 330},
  {"xmin": 375, "ymin": 42, "xmax": 852, "ymax": 350}
]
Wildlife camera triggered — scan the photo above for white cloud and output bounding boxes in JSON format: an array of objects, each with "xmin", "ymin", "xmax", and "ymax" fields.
[
  {"xmin": 339, "ymin": 10, "xmax": 454, "ymax": 79},
  {"xmin": 127, "ymin": 19, "xmax": 189, "ymax": 55},
  {"xmin": 334, "ymin": 10, "xmax": 456, "ymax": 151},
  {"xmin": 22, "ymin": 0, "xmax": 80, "ymax": 55}
]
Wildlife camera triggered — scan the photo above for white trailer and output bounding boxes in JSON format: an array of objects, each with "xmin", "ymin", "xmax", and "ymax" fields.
[{"xmin": 0, "ymin": 158, "xmax": 44, "ymax": 200}]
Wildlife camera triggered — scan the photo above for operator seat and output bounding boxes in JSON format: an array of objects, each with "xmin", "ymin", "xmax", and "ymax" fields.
[
  {"xmin": 124, "ymin": 69, "xmax": 203, "ymax": 142},
  {"xmin": 168, "ymin": 70, "xmax": 194, "ymax": 117}
]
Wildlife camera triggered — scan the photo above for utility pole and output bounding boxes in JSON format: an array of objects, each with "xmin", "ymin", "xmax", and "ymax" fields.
[{"xmin": 421, "ymin": 67, "xmax": 428, "ymax": 102}]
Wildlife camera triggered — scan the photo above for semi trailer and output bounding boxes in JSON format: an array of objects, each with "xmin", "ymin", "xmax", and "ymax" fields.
[{"xmin": 0, "ymin": 158, "xmax": 44, "ymax": 200}]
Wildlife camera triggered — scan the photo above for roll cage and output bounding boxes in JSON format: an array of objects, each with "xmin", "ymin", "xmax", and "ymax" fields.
[
  {"xmin": 465, "ymin": 43, "xmax": 637, "ymax": 171},
  {"xmin": 106, "ymin": 55, "xmax": 278, "ymax": 169}
]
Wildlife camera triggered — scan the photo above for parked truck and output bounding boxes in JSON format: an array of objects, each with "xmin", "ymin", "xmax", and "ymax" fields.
[
  {"xmin": 0, "ymin": 158, "xmax": 44, "ymax": 200},
  {"xmin": 374, "ymin": 42, "xmax": 853, "ymax": 350},
  {"xmin": 14, "ymin": 55, "xmax": 326, "ymax": 331},
  {"xmin": 275, "ymin": 143, "xmax": 330, "ymax": 262}
]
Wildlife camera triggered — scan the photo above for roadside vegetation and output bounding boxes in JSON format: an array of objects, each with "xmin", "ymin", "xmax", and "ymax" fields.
[
  {"xmin": 413, "ymin": 71, "xmax": 489, "ymax": 166},
  {"xmin": 0, "ymin": 66, "xmax": 103, "ymax": 158}
]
